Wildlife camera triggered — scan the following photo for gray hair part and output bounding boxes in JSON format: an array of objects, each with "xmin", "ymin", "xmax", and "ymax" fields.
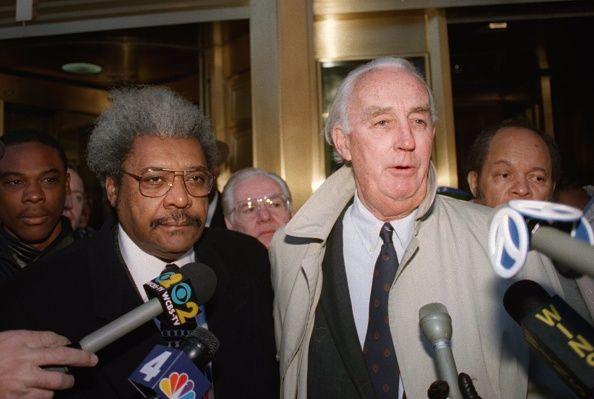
[
  {"xmin": 87, "ymin": 86, "xmax": 217, "ymax": 180},
  {"xmin": 221, "ymin": 167, "xmax": 293, "ymax": 217},
  {"xmin": 324, "ymin": 57, "xmax": 437, "ymax": 163}
]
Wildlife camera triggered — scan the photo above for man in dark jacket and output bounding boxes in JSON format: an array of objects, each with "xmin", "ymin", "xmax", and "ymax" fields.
[
  {"xmin": 0, "ymin": 87, "xmax": 278, "ymax": 398},
  {"xmin": 0, "ymin": 129, "xmax": 73, "ymax": 281}
]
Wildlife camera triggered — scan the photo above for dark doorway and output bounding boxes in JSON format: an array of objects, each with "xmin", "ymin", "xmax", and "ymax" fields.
[{"xmin": 448, "ymin": 2, "xmax": 594, "ymax": 192}]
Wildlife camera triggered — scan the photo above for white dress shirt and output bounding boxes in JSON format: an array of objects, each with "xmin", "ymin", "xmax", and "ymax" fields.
[
  {"xmin": 117, "ymin": 224, "xmax": 195, "ymax": 302},
  {"xmin": 342, "ymin": 193, "xmax": 417, "ymax": 399},
  {"xmin": 343, "ymin": 193, "xmax": 417, "ymax": 345}
]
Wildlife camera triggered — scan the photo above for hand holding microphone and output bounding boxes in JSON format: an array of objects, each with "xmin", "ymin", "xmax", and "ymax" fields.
[
  {"xmin": 0, "ymin": 330, "xmax": 97, "ymax": 399},
  {"xmin": 44, "ymin": 262, "xmax": 216, "ymax": 380}
]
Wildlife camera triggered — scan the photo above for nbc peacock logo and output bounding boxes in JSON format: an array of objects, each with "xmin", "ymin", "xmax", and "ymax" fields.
[{"xmin": 159, "ymin": 372, "xmax": 196, "ymax": 399}]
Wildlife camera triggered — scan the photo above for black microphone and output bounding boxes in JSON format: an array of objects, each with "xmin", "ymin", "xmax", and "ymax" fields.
[
  {"xmin": 79, "ymin": 262, "xmax": 217, "ymax": 353},
  {"xmin": 427, "ymin": 380, "xmax": 449, "ymax": 399},
  {"xmin": 504, "ymin": 280, "xmax": 594, "ymax": 398},
  {"xmin": 458, "ymin": 373, "xmax": 482, "ymax": 399},
  {"xmin": 179, "ymin": 327, "xmax": 220, "ymax": 369}
]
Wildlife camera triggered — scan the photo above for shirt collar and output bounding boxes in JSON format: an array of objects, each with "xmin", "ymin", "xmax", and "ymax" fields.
[
  {"xmin": 117, "ymin": 224, "xmax": 195, "ymax": 301},
  {"xmin": 350, "ymin": 192, "xmax": 418, "ymax": 253}
]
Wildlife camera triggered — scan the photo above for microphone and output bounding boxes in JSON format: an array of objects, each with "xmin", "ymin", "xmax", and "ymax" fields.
[
  {"xmin": 427, "ymin": 380, "xmax": 449, "ymax": 399},
  {"xmin": 419, "ymin": 303, "xmax": 463, "ymax": 399},
  {"xmin": 179, "ymin": 327, "xmax": 220, "ymax": 369},
  {"xmin": 79, "ymin": 262, "xmax": 217, "ymax": 353},
  {"xmin": 130, "ymin": 327, "xmax": 219, "ymax": 398},
  {"xmin": 489, "ymin": 199, "xmax": 594, "ymax": 278},
  {"xmin": 504, "ymin": 280, "xmax": 594, "ymax": 398},
  {"xmin": 530, "ymin": 225, "xmax": 594, "ymax": 277}
]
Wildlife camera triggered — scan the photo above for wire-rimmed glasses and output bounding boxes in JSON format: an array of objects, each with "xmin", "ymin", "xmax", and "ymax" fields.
[{"xmin": 122, "ymin": 167, "xmax": 214, "ymax": 198}]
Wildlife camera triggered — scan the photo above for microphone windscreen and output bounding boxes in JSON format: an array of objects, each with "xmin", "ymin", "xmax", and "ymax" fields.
[
  {"xmin": 179, "ymin": 262, "xmax": 217, "ymax": 304},
  {"xmin": 187, "ymin": 327, "xmax": 220, "ymax": 360},
  {"xmin": 503, "ymin": 280, "xmax": 550, "ymax": 323},
  {"xmin": 419, "ymin": 302, "xmax": 448, "ymax": 321}
]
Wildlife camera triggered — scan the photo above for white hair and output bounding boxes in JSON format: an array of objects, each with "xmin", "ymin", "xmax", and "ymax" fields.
[
  {"xmin": 221, "ymin": 167, "xmax": 292, "ymax": 217},
  {"xmin": 324, "ymin": 57, "xmax": 437, "ymax": 163}
]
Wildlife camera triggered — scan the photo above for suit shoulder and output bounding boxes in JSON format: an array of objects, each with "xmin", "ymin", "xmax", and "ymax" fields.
[
  {"xmin": 434, "ymin": 194, "xmax": 492, "ymax": 228},
  {"xmin": 200, "ymin": 227, "xmax": 268, "ymax": 255}
]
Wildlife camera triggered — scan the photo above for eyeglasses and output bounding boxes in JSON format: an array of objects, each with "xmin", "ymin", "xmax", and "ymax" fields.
[
  {"xmin": 122, "ymin": 167, "xmax": 214, "ymax": 198},
  {"xmin": 231, "ymin": 193, "xmax": 290, "ymax": 219}
]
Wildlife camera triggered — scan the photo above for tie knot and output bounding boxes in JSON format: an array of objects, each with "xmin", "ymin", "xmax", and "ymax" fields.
[
  {"xmin": 379, "ymin": 223, "xmax": 394, "ymax": 244},
  {"xmin": 162, "ymin": 263, "xmax": 179, "ymax": 273}
]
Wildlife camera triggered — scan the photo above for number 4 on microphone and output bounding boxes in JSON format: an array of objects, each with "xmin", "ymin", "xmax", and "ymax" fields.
[
  {"xmin": 129, "ymin": 345, "xmax": 211, "ymax": 398},
  {"xmin": 140, "ymin": 351, "xmax": 173, "ymax": 382}
]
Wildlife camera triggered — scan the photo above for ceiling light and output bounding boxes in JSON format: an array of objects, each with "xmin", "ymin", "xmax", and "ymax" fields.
[
  {"xmin": 489, "ymin": 22, "xmax": 508, "ymax": 30},
  {"xmin": 62, "ymin": 62, "xmax": 102, "ymax": 75}
]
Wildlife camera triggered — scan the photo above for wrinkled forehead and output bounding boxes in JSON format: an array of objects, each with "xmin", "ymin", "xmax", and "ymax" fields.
[
  {"xmin": 349, "ymin": 68, "xmax": 431, "ymax": 111},
  {"xmin": 125, "ymin": 135, "xmax": 207, "ymax": 171},
  {"xmin": 488, "ymin": 127, "xmax": 552, "ymax": 164}
]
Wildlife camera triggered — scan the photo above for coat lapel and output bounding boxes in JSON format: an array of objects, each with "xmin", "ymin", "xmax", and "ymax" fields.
[
  {"xmin": 88, "ymin": 217, "xmax": 144, "ymax": 322},
  {"xmin": 319, "ymin": 211, "xmax": 375, "ymax": 399}
]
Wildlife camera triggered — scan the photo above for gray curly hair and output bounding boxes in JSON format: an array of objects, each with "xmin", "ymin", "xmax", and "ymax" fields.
[
  {"xmin": 324, "ymin": 57, "xmax": 437, "ymax": 163},
  {"xmin": 87, "ymin": 86, "xmax": 217, "ymax": 180}
]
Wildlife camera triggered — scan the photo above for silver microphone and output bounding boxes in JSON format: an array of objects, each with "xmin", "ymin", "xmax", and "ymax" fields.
[{"xmin": 419, "ymin": 302, "xmax": 463, "ymax": 399}]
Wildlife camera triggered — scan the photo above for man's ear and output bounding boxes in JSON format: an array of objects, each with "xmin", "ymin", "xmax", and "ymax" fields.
[
  {"xmin": 224, "ymin": 216, "xmax": 233, "ymax": 230},
  {"xmin": 331, "ymin": 126, "xmax": 352, "ymax": 162},
  {"xmin": 467, "ymin": 171, "xmax": 479, "ymax": 198},
  {"xmin": 105, "ymin": 176, "xmax": 119, "ymax": 207}
]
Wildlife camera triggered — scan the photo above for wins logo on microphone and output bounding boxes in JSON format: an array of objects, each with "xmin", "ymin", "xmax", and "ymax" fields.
[{"xmin": 144, "ymin": 270, "xmax": 200, "ymax": 328}]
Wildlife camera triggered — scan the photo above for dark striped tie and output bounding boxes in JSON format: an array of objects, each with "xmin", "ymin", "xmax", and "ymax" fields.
[{"xmin": 363, "ymin": 223, "xmax": 402, "ymax": 398}]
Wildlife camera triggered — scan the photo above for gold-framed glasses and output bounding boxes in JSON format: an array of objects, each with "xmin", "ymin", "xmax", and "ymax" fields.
[
  {"xmin": 122, "ymin": 167, "xmax": 214, "ymax": 198},
  {"xmin": 231, "ymin": 193, "xmax": 290, "ymax": 219}
]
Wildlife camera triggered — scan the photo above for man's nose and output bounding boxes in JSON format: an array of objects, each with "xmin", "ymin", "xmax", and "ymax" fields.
[
  {"xmin": 256, "ymin": 204, "xmax": 272, "ymax": 222},
  {"xmin": 511, "ymin": 176, "xmax": 532, "ymax": 198},
  {"xmin": 22, "ymin": 182, "xmax": 45, "ymax": 203},
  {"xmin": 394, "ymin": 122, "xmax": 416, "ymax": 151},
  {"xmin": 163, "ymin": 175, "xmax": 191, "ymax": 208}
]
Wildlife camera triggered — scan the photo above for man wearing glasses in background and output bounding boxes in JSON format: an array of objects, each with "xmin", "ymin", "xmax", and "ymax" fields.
[
  {"xmin": 222, "ymin": 168, "xmax": 292, "ymax": 248},
  {"xmin": 0, "ymin": 87, "xmax": 278, "ymax": 399}
]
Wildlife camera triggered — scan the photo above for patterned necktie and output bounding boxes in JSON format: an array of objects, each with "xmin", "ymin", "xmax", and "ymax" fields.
[{"xmin": 363, "ymin": 223, "xmax": 401, "ymax": 398}]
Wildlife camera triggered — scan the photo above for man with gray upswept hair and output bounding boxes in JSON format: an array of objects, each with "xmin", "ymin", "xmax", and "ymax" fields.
[
  {"xmin": 0, "ymin": 86, "xmax": 279, "ymax": 398},
  {"xmin": 88, "ymin": 86, "xmax": 218, "ymax": 179},
  {"xmin": 270, "ymin": 57, "xmax": 565, "ymax": 399}
]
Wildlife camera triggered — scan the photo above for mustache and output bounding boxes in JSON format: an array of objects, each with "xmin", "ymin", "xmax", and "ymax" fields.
[{"xmin": 150, "ymin": 210, "xmax": 202, "ymax": 229}]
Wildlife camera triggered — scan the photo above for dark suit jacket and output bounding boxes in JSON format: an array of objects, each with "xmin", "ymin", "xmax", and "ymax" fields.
[
  {"xmin": 308, "ymin": 207, "xmax": 376, "ymax": 399},
  {"xmin": 0, "ymin": 219, "xmax": 279, "ymax": 398},
  {"xmin": 208, "ymin": 191, "xmax": 227, "ymax": 230}
]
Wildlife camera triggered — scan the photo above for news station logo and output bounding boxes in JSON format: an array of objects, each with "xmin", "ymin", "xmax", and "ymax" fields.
[
  {"xmin": 144, "ymin": 270, "xmax": 200, "ymax": 328},
  {"xmin": 159, "ymin": 372, "xmax": 196, "ymax": 399}
]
